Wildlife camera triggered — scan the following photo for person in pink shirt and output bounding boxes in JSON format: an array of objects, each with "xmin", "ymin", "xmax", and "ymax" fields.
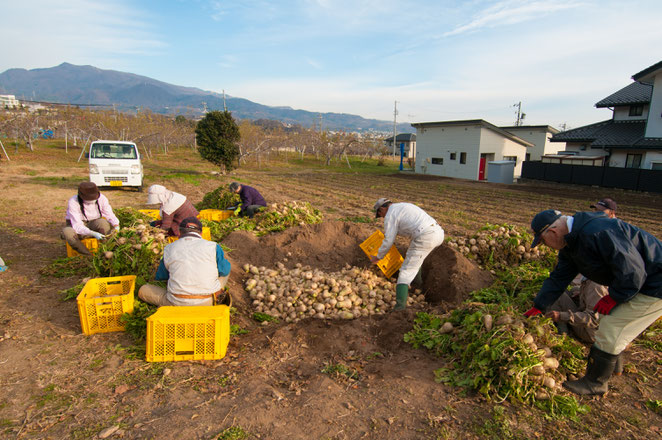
[{"xmin": 61, "ymin": 182, "xmax": 120, "ymax": 255}]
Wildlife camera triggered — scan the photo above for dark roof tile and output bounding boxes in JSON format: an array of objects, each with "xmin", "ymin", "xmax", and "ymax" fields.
[
  {"xmin": 595, "ymin": 82, "xmax": 652, "ymax": 108},
  {"xmin": 552, "ymin": 120, "xmax": 648, "ymax": 148}
]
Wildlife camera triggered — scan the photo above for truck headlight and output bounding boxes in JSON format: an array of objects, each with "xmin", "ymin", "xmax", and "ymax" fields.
[
  {"xmin": 89, "ymin": 164, "xmax": 99, "ymax": 174},
  {"xmin": 131, "ymin": 164, "xmax": 142, "ymax": 174}
]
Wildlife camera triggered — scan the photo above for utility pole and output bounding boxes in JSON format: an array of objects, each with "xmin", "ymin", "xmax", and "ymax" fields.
[
  {"xmin": 393, "ymin": 100, "xmax": 398, "ymax": 157},
  {"xmin": 513, "ymin": 101, "xmax": 526, "ymax": 126},
  {"xmin": 223, "ymin": 90, "xmax": 227, "ymax": 111}
]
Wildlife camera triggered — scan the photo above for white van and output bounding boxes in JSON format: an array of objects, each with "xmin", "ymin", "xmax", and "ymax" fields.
[{"xmin": 88, "ymin": 140, "xmax": 143, "ymax": 191}]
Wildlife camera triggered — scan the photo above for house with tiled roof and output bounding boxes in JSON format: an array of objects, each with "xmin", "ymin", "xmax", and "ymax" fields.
[
  {"xmin": 384, "ymin": 133, "xmax": 416, "ymax": 158},
  {"xmin": 551, "ymin": 60, "xmax": 662, "ymax": 170}
]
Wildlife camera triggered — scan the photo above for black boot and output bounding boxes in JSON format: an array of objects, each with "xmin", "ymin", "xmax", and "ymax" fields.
[{"xmin": 562, "ymin": 345, "xmax": 618, "ymax": 396}]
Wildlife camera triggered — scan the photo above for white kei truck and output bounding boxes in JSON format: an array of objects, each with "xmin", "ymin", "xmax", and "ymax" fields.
[{"xmin": 88, "ymin": 140, "xmax": 143, "ymax": 191}]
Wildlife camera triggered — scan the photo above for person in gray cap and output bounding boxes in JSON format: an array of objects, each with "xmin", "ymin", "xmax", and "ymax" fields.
[
  {"xmin": 139, "ymin": 216, "xmax": 231, "ymax": 306},
  {"xmin": 229, "ymin": 182, "xmax": 266, "ymax": 218},
  {"xmin": 372, "ymin": 198, "xmax": 444, "ymax": 310},
  {"xmin": 525, "ymin": 209, "xmax": 662, "ymax": 396}
]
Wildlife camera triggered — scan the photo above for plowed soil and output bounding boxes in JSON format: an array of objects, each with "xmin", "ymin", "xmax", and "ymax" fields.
[{"xmin": 0, "ymin": 146, "xmax": 660, "ymax": 439}]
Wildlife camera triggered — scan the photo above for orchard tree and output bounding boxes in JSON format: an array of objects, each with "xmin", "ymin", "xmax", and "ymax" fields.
[{"xmin": 195, "ymin": 110, "xmax": 240, "ymax": 172}]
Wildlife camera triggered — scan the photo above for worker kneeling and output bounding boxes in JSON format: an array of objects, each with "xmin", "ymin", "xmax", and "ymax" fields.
[
  {"xmin": 372, "ymin": 198, "xmax": 444, "ymax": 311},
  {"xmin": 139, "ymin": 217, "xmax": 231, "ymax": 306}
]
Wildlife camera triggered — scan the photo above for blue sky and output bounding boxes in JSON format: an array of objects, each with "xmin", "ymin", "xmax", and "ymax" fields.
[{"xmin": 1, "ymin": 0, "xmax": 661, "ymax": 129}]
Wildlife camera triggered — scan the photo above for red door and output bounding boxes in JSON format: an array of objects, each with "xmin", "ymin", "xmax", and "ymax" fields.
[{"xmin": 479, "ymin": 157, "xmax": 486, "ymax": 180}]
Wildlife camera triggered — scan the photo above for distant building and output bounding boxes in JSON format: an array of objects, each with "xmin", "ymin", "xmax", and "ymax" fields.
[
  {"xmin": 0, "ymin": 95, "xmax": 19, "ymax": 108},
  {"xmin": 384, "ymin": 133, "xmax": 416, "ymax": 158},
  {"xmin": 411, "ymin": 119, "xmax": 533, "ymax": 181},
  {"xmin": 500, "ymin": 125, "xmax": 564, "ymax": 161},
  {"xmin": 551, "ymin": 60, "xmax": 662, "ymax": 170}
]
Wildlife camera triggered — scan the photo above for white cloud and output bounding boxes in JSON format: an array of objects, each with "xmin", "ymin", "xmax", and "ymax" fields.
[
  {"xmin": 0, "ymin": 0, "xmax": 164, "ymax": 72},
  {"xmin": 443, "ymin": 0, "xmax": 586, "ymax": 37}
]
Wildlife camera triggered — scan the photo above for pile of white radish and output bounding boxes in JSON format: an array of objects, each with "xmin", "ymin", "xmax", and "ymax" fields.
[{"xmin": 244, "ymin": 262, "xmax": 426, "ymax": 322}]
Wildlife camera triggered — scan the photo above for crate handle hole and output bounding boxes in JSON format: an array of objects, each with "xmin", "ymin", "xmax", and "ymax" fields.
[{"xmin": 175, "ymin": 351, "xmax": 195, "ymax": 356}]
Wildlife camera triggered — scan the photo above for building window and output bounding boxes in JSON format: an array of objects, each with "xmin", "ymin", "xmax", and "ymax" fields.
[
  {"xmin": 629, "ymin": 105, "xmax": 643, "ymax": 116},
  {"xmin": 460, "ymin": 152, "xmax": 467, "ymax": 164},
  {"xmin": 431, "ymin": 157, "xmax": 443, "ymax": 165},
  {"xmin": 450, "ymin": 152, "xmax": 456, "ymax": 160},
  {"xmin": 503, "ymin": 156, "xmax": 517, "ymax": 163},
  {"xmin": 651, "ymin": 162, "xmax": 662, "ymax": 170},
  {"xmin": 625, "ymin": 153, "xmax": 642, "ymax": 169}
]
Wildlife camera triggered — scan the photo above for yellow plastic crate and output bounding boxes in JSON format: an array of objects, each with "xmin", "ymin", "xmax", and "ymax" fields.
[
  {"xmin": 167, "ymin": 226, "xmax": 211, "ymax": 243},
  {"xmin": 138, "ymin": 209, "xmax": 161, "ymax": 220},
  {"xmin": 146, "ymin": 305, "xmax": 230, "ymax": 362},
  {"xmin": 66, "ymin": 237, "xmax": 99, "ymax": 257},
  {"xmin": 76, "ymin": 275, "xmax": 136, "ymax": 335},
  {"xmin": 198, "ymin": 209, "xmax": 234, "ymax": 221},
  {"xmin": 359, "ymin": 230, "xmax": 404, "ymax": 278}
]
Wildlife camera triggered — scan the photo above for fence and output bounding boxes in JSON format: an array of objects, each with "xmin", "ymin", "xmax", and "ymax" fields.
[{"xmin": 521, "ymin": 161, "xmax": 662, "ymax": 193}]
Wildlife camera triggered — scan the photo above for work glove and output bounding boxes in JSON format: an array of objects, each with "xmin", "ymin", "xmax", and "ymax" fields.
[
  {"xmin": 226, "ymin": 206, "xmax": 237, "ymax": 211},
  {"xmin": 234, "ymin": 207, "xmax": 241, "ymax": 216},
  {"xmin": 594, "ymin": 296, "xmax": 618, "ymax": 315},
  {"xmin": 114, "ymin": 225, "xmax": 120, "ymax": 233},
  {"xmin": 89, "ymin": 231, "xmax": 105, "ymax": 240},
  {"xmin": 524, "ymin": 307, "xmax": 542, "ymax": 317}
]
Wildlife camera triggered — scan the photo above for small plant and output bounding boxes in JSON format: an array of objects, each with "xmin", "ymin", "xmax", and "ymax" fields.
[
  {"xmin": 321, "ymin": 362, "xmax": 359, "ymax": 381},
  {"xmin": 230, "ymin": 324, "xmax": 249, "ymax": 335},
  {"xmin": 121, "ymin": 299, "xmax": 158, "ymax": 342},
  {"xmin": 59, "ymin": 283, "xmax": 85, "ymax": 301},
  {"xmin": 252, "ymin": 312, "xmax": 279, "ymax": 323},
  {"xmin": 340, "ymin": 215, "xmax": 373, "ymax": 223},
  {"xmin": 216, "ymin": 426, "xmax": 250, "ymax": 440},
  {"xmin": 645, "ymin": 399, "xmax": 662, "ymax": 413}
]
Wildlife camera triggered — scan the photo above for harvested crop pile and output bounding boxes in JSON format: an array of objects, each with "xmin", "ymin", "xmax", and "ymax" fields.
[
  {"xmin": 195, "ymin": 185, "xmax": 240, "ymax": 210},
  {"xmin": 92, "ymin": 208, "xmax": 167, "ymax": 283},
  {"xmin": 405, "ymin": 305, "xmax": 589, "ymax": 418},
  {"xmin": 203, "ymin": 201, "xmax": 323, "ymax": 241},
  {"xmin": 245, "ymin": 262, "xmax": 426, "ymax": 322},
  {"xmin": 446, "ymin": 224, "xmax": 556, "ymax": 268}
]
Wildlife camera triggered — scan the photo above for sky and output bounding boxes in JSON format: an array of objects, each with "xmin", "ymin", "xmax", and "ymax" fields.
[{"xmin": 1, "ymin": 0, "xmax": 661, "ymax": 130}]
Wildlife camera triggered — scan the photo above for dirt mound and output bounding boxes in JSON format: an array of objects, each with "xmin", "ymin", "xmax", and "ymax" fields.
[
  {"xmin": 422, "ymin": 244, "xmax": 494, "ymax": 305},
  {"xmin": 223, "ymin": 221, "xmax": 377, "ymax": 271},
  {"xmin": 224, "ymin": 221, "xmax": 493, "ymax": 308}
]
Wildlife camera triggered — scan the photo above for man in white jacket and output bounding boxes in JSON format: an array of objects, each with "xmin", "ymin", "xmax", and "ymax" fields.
[
  {"xmin": 372, "ymin": 198, "xmax": 444, "ymax": 310},
  {"xmin": 139, "ymin": 217, "xmax": 231, "ymax": 306}
]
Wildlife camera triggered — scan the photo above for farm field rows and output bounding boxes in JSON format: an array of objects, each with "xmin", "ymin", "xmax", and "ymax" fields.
[{"xmin": 0, "ymin": 143, "xmax": 660, "ymax": 439}]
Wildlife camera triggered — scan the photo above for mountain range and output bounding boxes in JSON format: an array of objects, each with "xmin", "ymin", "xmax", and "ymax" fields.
[{"xmin": 0, "ymin": 63, "xmax": 412, "ymax": 133}]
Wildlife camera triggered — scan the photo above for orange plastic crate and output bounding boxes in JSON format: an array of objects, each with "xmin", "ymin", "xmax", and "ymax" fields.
[
  {"xmin": 167, "ymin": 226, "xmax": 211, "ymax": 243},
  {"xmin": 146, "ymin": 304, "xmax": 230, "ymax": 362},
  {"xmin": 76, "ymin": 275, "xmax": 135, "ymax": 335},
  {"xmin": 198, "ymin": 209, "xmax": 234, "ymax": 221},
  {"xmin": 359, "ymin": 230, "xmax": 404, "ymax": 278},
  {"xmin": 66, "ymin": 237, "xmax": 99, "ymax": 257}
]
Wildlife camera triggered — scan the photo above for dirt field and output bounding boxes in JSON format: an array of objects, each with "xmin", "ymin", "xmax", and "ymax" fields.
[{"xmin": 0, "ymin": 143, "xmax": 661, "ymax": 439}]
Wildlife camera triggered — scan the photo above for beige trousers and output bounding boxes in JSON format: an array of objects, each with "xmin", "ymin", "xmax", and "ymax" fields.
[
  {"xmin": 138, "ymin": 276, "xmax": 229, "ymax": 306},
  {"xmin": 61, "ymin": 218, "xmax": 112, "ymax": 255},
  {"xmin": 594, "ymin": 294, "xmax": 662, "ymax": 355}
]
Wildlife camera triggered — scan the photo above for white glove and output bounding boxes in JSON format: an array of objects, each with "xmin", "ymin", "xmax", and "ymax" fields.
[
  {"xmin": 114, "ymin": 225, "xmax": 120, "ymax": 232},
  {"xmin": 89, "ymin": 231, "xmax": 105, "ymax": 240}
]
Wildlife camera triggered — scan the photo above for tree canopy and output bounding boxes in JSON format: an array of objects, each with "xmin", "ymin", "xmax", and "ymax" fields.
[{"xmin": 195, "ymin": 110, "xmax": 241, "ymax": 172}]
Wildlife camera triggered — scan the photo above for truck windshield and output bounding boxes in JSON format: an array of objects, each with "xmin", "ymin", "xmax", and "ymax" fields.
[{"xmin": 90, "ymin": 143, "xmax": 137, "ymax": 159}]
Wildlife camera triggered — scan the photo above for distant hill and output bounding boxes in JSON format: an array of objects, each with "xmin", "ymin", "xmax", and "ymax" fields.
[{"xmin": 0, "ymin": 63, "xmax": 412, "ymax": 133}]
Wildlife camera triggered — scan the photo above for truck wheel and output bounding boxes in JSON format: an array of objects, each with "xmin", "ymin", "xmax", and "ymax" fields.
[{"xmin": 137, "ymin": 185, "xmax": 144, "ymax": 193}]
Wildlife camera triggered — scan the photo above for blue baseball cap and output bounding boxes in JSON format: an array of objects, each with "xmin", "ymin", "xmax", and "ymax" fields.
[{"xmin": 531, "ymin": 209, "xmax": 562, "ymax": 247}]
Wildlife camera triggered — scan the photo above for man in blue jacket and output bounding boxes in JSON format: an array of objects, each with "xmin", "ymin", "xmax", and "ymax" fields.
[
  {"xmin": 229, "ymin": 182, "xmax": 267, "ymax": 218},
  {"xmin": 525, "ymin": 209, "xmax": 662, "ymax": 395}
]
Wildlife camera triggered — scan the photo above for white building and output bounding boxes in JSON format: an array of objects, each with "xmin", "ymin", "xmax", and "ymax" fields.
[
  {"xmin": 500, "ymin": 125, "xmax": 564, "ymax": 161},
  {"xmin": 384, "ymin": 133, "xmax": 416, "ymax": 158},
  {"xmin": 551, "ymin": 60, "xmax": 662, "ymax": 170},
  {"xmin": 0, "ymin": 95, "xmax": 20, "ymax": 108},
  {"xmin": 411, "ymin": 119, "xmax": 533, "ymax": 181}
]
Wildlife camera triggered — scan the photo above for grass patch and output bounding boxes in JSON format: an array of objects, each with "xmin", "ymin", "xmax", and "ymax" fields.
[
  {"xmin": 321, "ymin": 362, "xmax": 359, "ymax": 381},
  {"xmin": 340, "ymin": 215, "xmax": 373, "ymax": 223},
  {"xmin": 59, "ymin": 283, "xmax": 85, "ymax": 301},
  {"xmin": 216, "ymin": 426, "xmax": 251, "ymax": 440},
  {"xmin": 252, "ymin": 312, "xmax": 279, "ymax": 323},
  {"xmin": 230, "ymin": 324, "xmax": 249, "ymax": 336},
  {"xmin": 40, "ymin": 257, "xmax": 91, "ymax": 278}
]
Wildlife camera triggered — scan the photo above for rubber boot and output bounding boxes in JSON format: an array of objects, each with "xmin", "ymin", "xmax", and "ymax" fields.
[
  {"xmin": 412, "ymin": 269, "xmax": 423, "ymax": 287},
  {"xmin": 562, "ymin": 345, "xmax": 618, "ymax": 396},
  {"xmin": 613, "ymin": 354, "xmax": 623, "ymax": 376},
  {"xmin": 394, "ymin": 284, "xmax": 409, "ymax": 311}
]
